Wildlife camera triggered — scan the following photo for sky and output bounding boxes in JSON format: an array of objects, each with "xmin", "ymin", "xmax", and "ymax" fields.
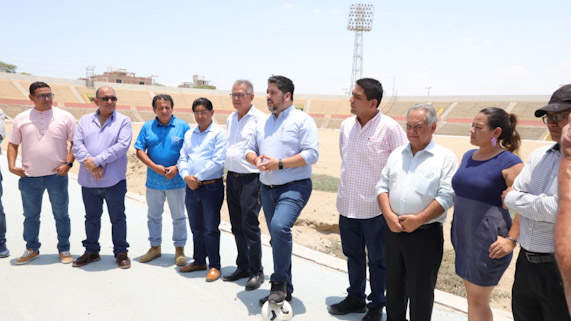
[{"xmin": 0, "ymin": 0, "xmax": 569, "ymax": 96}]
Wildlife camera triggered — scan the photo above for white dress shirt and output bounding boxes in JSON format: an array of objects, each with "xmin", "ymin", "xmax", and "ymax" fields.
[
  {"xmin": 375, "ymin": 140, "xmax": 457, "ymax": 224},
  {"xmin": 225, "ymin": 105, "xmax": 265, "ymax": 174}
]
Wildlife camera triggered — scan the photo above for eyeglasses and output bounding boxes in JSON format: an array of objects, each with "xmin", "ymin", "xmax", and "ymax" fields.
[
  {"xmin": 406, "ymin": 123, "xmax": 426, "ymax": 131},
  {"xmin": 99, "ymin": 96, "xmax": 118, "ymax": 102},
  {"xmin": 229, "ymin": 93, "xmax": 248, "ymax": 99},
  {"xmin": 35, "ymin": 93, "xmax": 54, "ymax": 100},
  {"xmin": 193, "ymin": 110, "xmax": 211, "ymax": 117},
  {"xmin": 542, "ymin": 111, "xmax": 570, "ymax": 124}
]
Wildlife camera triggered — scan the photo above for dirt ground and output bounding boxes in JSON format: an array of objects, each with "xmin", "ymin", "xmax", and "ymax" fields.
[{"xmin": 2, "ymin": 120, "xmax": 553, "ymax": 312}]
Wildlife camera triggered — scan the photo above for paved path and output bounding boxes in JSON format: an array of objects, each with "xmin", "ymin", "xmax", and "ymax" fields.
[{"xmin": 0, "ymin": 155, "xmax": 511, "ymax": 320}]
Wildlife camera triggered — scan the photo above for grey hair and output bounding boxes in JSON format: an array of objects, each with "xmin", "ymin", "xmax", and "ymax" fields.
[
  {"xmin": 233, "ymin": 79, "xmax": 254, "ymax": 94},
  {"xmin": 407, "ymin": 103, "xmax": 438, "ymax": 125}
]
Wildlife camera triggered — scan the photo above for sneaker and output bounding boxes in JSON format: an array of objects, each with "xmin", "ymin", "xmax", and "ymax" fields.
[
  {"xmin": 259, "ymin": 292, "xmax": 292, "ymax": 307},
  {"xmin": 139, "ymin": 245, "xmax": 161, "ymax": 263},
  {"xmin": 175, "ymin": 247, "xmax": 187, "ymax": 266},
  {"xmin": 116, "ymin": 253, "xmax": 131, "ymax": 269},
  {"xmin": 72, "ymin": 252, "xmax": 101, "ymax": 267},
  {"xmin": 327, "ymin": 296, "xmax": 367, "ymax": 315},
  {"xmin": 59, "ymin": 251, "xmax": 73, "ymax": 264},
  {"xmin": 0, "ymin": 242, "xmax": 9, "ymax": 258},
  {"xmin": 15, "ymin": 249, "xmax": 39, "ymax": 265}
]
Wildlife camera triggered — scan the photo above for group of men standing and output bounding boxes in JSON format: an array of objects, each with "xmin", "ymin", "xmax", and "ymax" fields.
[{"xmin": 1, "ymin": 77, "xmax": 570, "ymax": 321}]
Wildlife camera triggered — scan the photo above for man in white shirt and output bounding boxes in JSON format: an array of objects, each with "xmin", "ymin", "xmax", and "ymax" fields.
[
  {"xmin": 223, "ymin": 80, "xmax": 266, "ymax": 290},
  {"xmin": 377, "ymin": 104, "xmax": 457, "ymax": 321}
]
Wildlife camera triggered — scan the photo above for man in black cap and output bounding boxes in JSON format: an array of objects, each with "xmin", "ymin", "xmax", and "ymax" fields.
[{"xmin": 502, "ymin": 84, "xmax": 571, "ymax": 321}]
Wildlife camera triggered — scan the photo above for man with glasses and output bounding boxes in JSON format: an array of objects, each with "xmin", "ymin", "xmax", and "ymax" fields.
[
  {"xmin": 245, "ymin": 75, "xmax": 319, "ymax": 306},
  {"xmin": 134, "ymin": 94, "xmax": 190, "ymax": 266},
  {"xmin": 177, "ymin": 98, "xmax": 227, "ymax": 282},
  {"xmin": 502, "ymin": 84, "xmax": 571, "ymax": 321},
  {"xmin": 223, "ymin": 80, "xmax": 266, "ymax": 290},
  {"xmin": 7, "ymin": 81, "xmax": 76, "ymax": 265},
  {"xmin": 72, "ymin": 86, "xmax": 133, "ymax": 269}
]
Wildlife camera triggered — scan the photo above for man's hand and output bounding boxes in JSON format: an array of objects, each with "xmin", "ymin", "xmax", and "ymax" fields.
[
  {"xmin": 165, "ymin": 166, "xmax": 178, "ymax": 180},
  {"xmin": 385, "ymin": 212, "xmax": 404, "ymax": 233},
  {"xmin": 9, "ymin": 166, "xmax": 26, "ymax": 178},
  {"xmin": 489, "ymin": 236, "xmax": 516, "ymax": 259},
  {"xmin": 184, "ymin": 175, "xmax": 200, "ymax": 190},
  {"xmin": 399, "ymin": 214, "xmax": 424, "ymax": 233},
  {"xmin": 257, "ymin": 154, "xmax": 278, "ymax": 172},
  {"xmin": 55, "ymin": 163, "xmax": 71, "ymax": 176},
  {"xmin": 91, "ymin": 167, "xmax": 104, "ymax": 180},
  {"xmin": 152, "ymin": 164, "xmax": 166, "ymax": 176},
  {"xmin": 501, "ymin": 187, "xmax": 514, "ymax": 209},
  {"xmin": 84, "ymin": 157, "xmax": 97, "ymax": 171}
]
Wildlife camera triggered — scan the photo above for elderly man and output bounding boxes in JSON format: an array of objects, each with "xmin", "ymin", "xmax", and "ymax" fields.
[
  {"xmin": 135, "ymin": 94, "xmax": 190, "ymax": 266},
  {"xmin": 8, "ymin": 81, "xmax": 76, "ymax": 265},
  {"xmin": 72, "ymin": 86, "xmax": 133, "ymax": 269},
  {"xmin": 377, "ymin": 104, "xmax": 457, "ymax": 321},
  {"xmin": 223, "ymin": 80, "xmax": 266, "ymax": 290},
  {"xmin": 327, "ymin": 78, "xmax": 407, "ymax": 321},
  {"xmin": 503, "ymin": 84, "xmax": 571, "ymax": 321},
  {"xmin": 245, "ymin": 75, "xmax": 319, "ymax": 306}
]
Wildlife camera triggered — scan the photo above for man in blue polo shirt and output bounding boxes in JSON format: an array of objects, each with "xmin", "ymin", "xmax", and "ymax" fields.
[{"xmin": 134, "ymin": 94, "xmax": 190, "ymax": 266}]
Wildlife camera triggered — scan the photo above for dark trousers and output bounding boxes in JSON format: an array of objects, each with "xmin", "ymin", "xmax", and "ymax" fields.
[
  {"xmin": 512, "ymin": 249, "xmax": 571, "ymax": 321},
  {"xmin": 81, "ymin": 180, "xmax": 129, "ymax": 256},
  {"xmin": 0, "ymin": 169, "xmax": 6, "ymax": 244},
  {"xmin": 339, "ymin": 214, "xmax": 387, "ymax": 309},
  {"xmin": 185, "ymin": 179, "xmax": 224, "ymax": 270},
  {"xmin": 226, "ymin": 172, "xmax": 262, "ymax": 274},
  {"xmin": 386, "ymin": 223, "xmax": 443, "ymax": 321}
]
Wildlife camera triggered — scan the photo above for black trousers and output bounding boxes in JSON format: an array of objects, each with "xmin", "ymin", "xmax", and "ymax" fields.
[
  {"xmin": 512, "ymin": 249, "xmax": 571, "ymax": 321},
  {"xmin": 385, "ymin": 223, "xmax": 443, "ymax": 321},
  {"xmin": 226, "ymin": 172, "xmax": 263, "ymax": 274}
]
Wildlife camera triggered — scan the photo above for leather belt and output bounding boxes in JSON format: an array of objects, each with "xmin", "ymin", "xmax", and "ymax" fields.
[
  {"xmin": 200, "ymin": 178, "xmax": 222, "ymax": 185},
  {"xmin": 228, "ymin": 171, "xmax": 258, "ymax": 177},
  {"xmin": 417, "ymin": 222, "xmax": 442, "ymax": 231},
  {"xmin": 522, "ymin": 248, "xmax": 555, "ymax": 264}
]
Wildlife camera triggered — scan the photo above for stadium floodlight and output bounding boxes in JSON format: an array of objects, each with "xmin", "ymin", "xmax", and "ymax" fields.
[{"xmin": 347, "ymin": 3, "xmax": 374, "ymax": 93}]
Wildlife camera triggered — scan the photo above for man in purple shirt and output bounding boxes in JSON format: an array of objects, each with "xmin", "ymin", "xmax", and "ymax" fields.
[{"xmin": 71, "ymin": 86, "xmax": 133, "ymax": 269}]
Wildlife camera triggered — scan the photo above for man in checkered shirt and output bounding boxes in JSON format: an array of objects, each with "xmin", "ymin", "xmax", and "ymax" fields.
[{"xmin": 327, "ymin": 78, "xmax": 407, "ymax": 321}]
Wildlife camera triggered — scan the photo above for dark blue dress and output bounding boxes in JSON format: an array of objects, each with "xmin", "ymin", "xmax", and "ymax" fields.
[{"xmin": 451, "ymin": 149, "xmax": 522, "ymax": 286}]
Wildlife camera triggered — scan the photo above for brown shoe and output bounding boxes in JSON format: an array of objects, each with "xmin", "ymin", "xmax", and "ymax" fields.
[
  {"xmin": 72, "ymin": 252, "xmax": 101, "ymax": 267},
  {"xmin": 139, "ymin": 246, "xmax": 161, "ymax": 263},
  {"xmin": 206, "ymin": 268, "xmax": 220, "ymax": 282},
  {"xmin": 179, "ymin": 262, "xmax": 207, "ymax": 273},
  {"xmin": 116, "ymin": 253, "xmax": 131, "ymax": 269},
  {"xmin": 175, "ymin": 247, "xmax": 187, "ymax": 266}
]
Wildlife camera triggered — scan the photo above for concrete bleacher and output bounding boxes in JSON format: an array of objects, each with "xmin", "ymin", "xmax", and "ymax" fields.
[
  {"xmin": 435, "ymin": 123, "xmax": 472, "ymax": 136},
  {"xmin": 0, "ymin": 79, "xmax": 26, "ymax": 100},
  {"xmin": 511, "ymin": 101, "xmax": 546, "ymax": 120},
  {"xmin": 517, "ymin": 126, "xmax": 548, "ymax": 140},
  {"xmin": 445, "ymin": 101, "xmax": 512, "ymax": 119}
]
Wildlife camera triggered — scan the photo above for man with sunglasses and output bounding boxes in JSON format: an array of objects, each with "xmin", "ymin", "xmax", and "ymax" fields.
[
  {"xmin": 8, "ymin": 81, "xmax": 76, "ymax": 265},
  {"xmin": 502, "ymin": 84, "xmax": 571, "ymax": 321},
  {"xmin": 72, "ymin": 86, "xmax": 133, "ymax": 269}
]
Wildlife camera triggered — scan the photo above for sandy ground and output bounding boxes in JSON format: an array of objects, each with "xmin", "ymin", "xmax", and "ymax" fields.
[{"xmin": 2, "ymin": 120, "xmax": 553, "ymax": 312}]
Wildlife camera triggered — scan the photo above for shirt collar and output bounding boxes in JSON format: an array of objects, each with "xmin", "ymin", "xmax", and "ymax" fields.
[
  {"xmin": 193, "ymin": 121, "xmax": 214, "ymax": 134},
  {"xmin": 404, "ymin": 139, "xmax": 436, "ymax": 156},
  {"xmin": 154, "ymin": 115, "xmax": 176, "ymax": 127}
]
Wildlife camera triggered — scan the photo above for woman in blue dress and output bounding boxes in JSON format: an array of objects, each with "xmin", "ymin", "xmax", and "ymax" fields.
[{"xmin": 451, "ymin": 107, "xmax": 524, "ymax": 321}]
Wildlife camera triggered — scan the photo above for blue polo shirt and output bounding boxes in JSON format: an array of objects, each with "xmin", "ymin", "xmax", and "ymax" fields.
[{"xmin": 134, "ymin": 115, "xmax": 190, "ymax": 190}]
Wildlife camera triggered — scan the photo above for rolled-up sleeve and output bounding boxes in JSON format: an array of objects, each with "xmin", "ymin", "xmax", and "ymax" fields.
[
  {"xmin": 434, "ymin": 152, "xmax": 457, "ymax": 211},
  {"xmin": 299, "ymin": 116, "xmax": 319, "ymax": 165}
]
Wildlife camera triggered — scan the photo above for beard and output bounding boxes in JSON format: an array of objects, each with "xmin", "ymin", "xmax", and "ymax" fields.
[{"xmin": 267, "ymin": 99, "xmax": 281, "ymax": 114}]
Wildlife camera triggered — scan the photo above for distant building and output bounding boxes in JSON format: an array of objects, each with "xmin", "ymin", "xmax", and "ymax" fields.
[
  {"xmin": 178, "ymin": 75, "xmax": 216, "ymax": 89},
  {"xmin": 90, "ymin": 67, "xmax": 152, "ymax": 85}
]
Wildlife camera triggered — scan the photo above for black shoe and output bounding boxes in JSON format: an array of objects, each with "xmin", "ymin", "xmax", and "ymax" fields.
[
  {"xmin": 222, "ymin": 269, "xmax": 250, "ymax": 282},
  {"xmin": 72, "ymin": 252, "xmax": 101, "ymax": 267},
  {"xmin": 362, "ymin": 307, "xmax": 382, "ymax": 321},
  {"xmin": 327, "ymin": 296, "xmax": 367, "ymax": 315},
  {"xmin": 268, "ymin": 282, "xmax": 287, "ymax": 304},
  {"xmin": 259, "ymin": 292, "xmax": 292, "ymax": 307},
  {"xmin": 245, "ymin": 272, "xmax": 264, "ymax": 291}
]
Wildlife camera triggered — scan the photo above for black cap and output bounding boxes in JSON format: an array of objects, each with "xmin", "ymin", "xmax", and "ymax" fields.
[{"xmin": 535, "ymin": 84, "xmax": 571, "ymax": 117}]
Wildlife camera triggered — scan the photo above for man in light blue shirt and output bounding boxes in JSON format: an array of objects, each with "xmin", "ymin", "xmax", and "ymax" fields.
[
  {"xmin": 245, "ymin": 75, "xmax": 319, "ymax": 306},
  {"xmin": 134, "ymin": 94, "xmax": 190, "ymax": 266},
  {"xmin": 177, "ymin": 97, "xmax": 227, "ymax": 282},
  {"xmin": 72, "ymin": 86, "xmax": 133, "ymax": 269},
  {"xmin": 376, "ymin": 104, "xmax": 457, "ymax": 321}
]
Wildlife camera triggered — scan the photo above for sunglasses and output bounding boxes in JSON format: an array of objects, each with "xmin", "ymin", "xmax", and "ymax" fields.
[
  {"xmin": 99, "ymin": 96, "xmax": 118, "ymax": 102},
  {"xmin": 35, "ymin": 93, "xmax": 54, "ymax": 100},
  {"xmin": 542, "ymin": 111, "xmax": 570, "ymax": 124}
]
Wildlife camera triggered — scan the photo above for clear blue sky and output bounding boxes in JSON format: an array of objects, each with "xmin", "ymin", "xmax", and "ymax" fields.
[{"xmin": 1, "ymin": 0, "xmax": 568, "ymax": 96}]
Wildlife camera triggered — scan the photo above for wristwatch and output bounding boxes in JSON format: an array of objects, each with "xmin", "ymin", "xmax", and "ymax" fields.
[
  {"xmin": 66, "ymin": 162, "xmax": 73, "ymax": 168},
  {"xmin": 278, "ymin": 159, "xmax": 284, "ymax": 170},
  {"xmin": 507, "ymin": 236, "xmax": 517, "ymax": 243}
]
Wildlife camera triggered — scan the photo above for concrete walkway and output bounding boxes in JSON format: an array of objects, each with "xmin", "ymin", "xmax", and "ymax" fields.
[{"xmin": 0, "ymin": 155, "xmax": 512, "ymax": 321}]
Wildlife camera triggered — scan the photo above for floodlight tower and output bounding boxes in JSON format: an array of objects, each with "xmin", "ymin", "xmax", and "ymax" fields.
[{"xmin": 347, "ymin": 3, "xmax": 374, "ymax": 93}]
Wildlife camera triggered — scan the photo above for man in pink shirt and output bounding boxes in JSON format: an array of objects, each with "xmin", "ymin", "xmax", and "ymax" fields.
[
  {"xmin": 328, "ymin": 78, "xmax": 407, "ymax": 321},
  {"xmin": 7, "ymin": 81, "xmax": 76, "ymax": 265}
]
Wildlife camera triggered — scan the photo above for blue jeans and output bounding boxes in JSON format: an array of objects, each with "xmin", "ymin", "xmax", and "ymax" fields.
[
  {"xmin": 261, "ymin": 179, "xmax": 312, "ymax": 294},
  {"xmin": 81, "ymin": 180, "xmax": 129, "ymax": 256},
  {"xmin": 146, "ymin": 187, "xmax": 187, "ymax": 247},
  {"xmin": 339, "ymin": 214, "xmax": 387, "ymax": 309},
  {"xmin": 0, "ymin": 169, "xmax": 6, "ymax": 244},
  {"xmin": 226, "ymin": 172, "xmax": 262, "ymax": 274},
  {"xmin": 185, "ymin": 179, "xmax": 224, "ymax": 269},
  {"xmin": 19, "ymin": 174, "xmax": 70, "ymax": 252}
]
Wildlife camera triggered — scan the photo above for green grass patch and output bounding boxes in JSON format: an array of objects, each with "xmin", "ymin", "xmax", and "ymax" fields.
[{"xmin": 312, "ymin": 174, "xmax": 340, "ymax": 193}]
